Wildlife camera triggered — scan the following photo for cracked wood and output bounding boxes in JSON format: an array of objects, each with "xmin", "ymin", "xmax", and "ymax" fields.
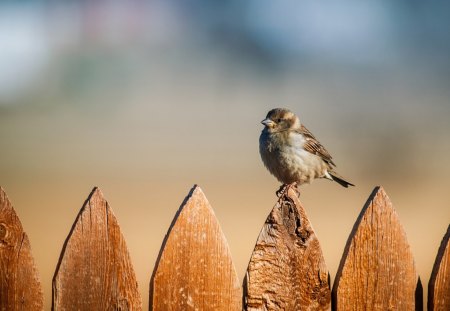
[{"xmin": 244, "ymin": 187, "xmax": 331, "ymax": 311}]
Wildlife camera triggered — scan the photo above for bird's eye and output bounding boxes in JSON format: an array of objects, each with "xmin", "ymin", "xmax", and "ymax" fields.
[{"xmin": 277, "ymin": 118, "xmax": 283, "ymax": 122}]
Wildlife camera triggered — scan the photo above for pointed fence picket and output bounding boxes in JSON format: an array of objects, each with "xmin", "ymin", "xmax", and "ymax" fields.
[
  {"xmin": 0, "ymin": 185, "xmax": 448, "ymax": 311},
  {"xmin": 52, "ymin": 187, "xmax": 141, "ymax": 310},
  {"xmin": 0, "ymin": 187, "xmax": 43, "ymax": 310},
  {"xmin": 332, "ymin": 186, "xmax": 421, "ymax": 311},
  {"xmin": 244, "ymin": 187, "xmax": 330, "ymax": 310},
  {"xmin": 150, "ymin": 185, "xmax": 242, "ymax": 310}
]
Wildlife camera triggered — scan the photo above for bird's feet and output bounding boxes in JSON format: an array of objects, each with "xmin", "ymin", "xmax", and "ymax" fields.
[
  {"xmin": 276, "ymin": 184, "xmax": 287, "ymax": 197},
  {"xmin": 276, "ymin": 183, "xmax": 300, "ymax": 199}
]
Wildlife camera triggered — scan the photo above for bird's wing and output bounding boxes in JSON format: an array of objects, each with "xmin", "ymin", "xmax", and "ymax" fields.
[{"xmin": 296, "ymin": 124, "xmax": 336, "ymax": 167}]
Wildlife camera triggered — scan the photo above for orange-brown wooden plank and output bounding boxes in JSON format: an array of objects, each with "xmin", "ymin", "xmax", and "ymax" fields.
[
  {"xmin": 244, "ymin": 187, "xmax": 330, "ymax": 311},
  {"xmin": 150, "ymin": 185, "xmax": 242, "ymax": 310},
  {"xmin": 428, "ymin": 225, "xmax": 450, "ymax": 311},
  {"xmin": 0, "ymin": 187, "xmax": 43, "ymax": 311},
  {"xmin": 332, "ymin": 186, "xmax": 420, "ymax": 311},
  {"xmin": 52, "ymin": 187, "xmax": 141, "ymax": 310}
]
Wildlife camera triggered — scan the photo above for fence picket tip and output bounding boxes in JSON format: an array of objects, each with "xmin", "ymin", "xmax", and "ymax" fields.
[
  {"xmin": 52, "ymin": 186, "xmax": 104, "ymax": 286},
  {"xmin": 150, "ymin": 184, "xmax": 241, "ymax": 310},
  {"xmin": 333, "ymin": 186, "xmax": 383, "ymax": 293},
  {"xmin": 244, "ymin": 186, "xmax": 330, "ymax": 310},
  {"xmin": 52, "ymin": 187, "xmax": 141, "ymax": 310},
  {"xmin": 149, "ymin": 185, "xmax": 200, "ymax": 303},
  {"xmin": 332, "ymin": 186, "xmax": 418, "ymax": 310}
]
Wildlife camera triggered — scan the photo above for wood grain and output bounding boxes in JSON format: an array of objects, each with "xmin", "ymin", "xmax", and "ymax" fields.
[
  {"xmin": 150, "ymin": 185, "xmax": 241, "ymax": 311},
  {"xmin": 332, "ymin": 186, "xmax": 419, "ymax": 311},
  {"xmin": 428, "ymin": 225, "xmax": 450, "ymax": 311},
  {"xmin": 0, "ymin": 187, "xmax": 43, "ymax": 311},
  {"xmin": 52, "ymin": 187, "xmax": 141, "ymax": 310},
  {"xmin": 244, "ymin": 187, "xmax": 331, "ymax": 311}
]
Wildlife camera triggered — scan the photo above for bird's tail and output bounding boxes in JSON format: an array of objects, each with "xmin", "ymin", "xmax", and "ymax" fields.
[{"xmin": 329, "ymin": 171, "xmax": 355, "ymax": 188}]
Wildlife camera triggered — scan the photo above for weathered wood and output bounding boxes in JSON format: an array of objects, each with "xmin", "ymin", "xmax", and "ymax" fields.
[
  {"xmin": 428, "ymin": 225, "xmax": 450, "ymax": 311},
  {"xmin": 244, "ymin": 187, "xmax": 331, "ymax": 311},
  {"xmin": 52, "ymin": 187, "xmax": 141, "ymax": 310},
  {"xmin": 0, "ymin": 187, "xmax": 43, "ymax": 311},
  {"xmin": 332, "ymin": 186, "xmax": 419, "ymax": 311},
  {"xmin": 150, "ymin": 185, "xmax": 241, "ymax": 310}
]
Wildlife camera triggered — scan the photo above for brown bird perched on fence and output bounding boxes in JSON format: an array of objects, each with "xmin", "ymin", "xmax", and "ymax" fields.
[{"xmin": 259, "ymin": 108, "xmax": 354, "ymax": 195}]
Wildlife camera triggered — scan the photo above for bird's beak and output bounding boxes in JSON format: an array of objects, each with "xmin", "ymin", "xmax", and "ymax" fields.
[{"xmin": 261, "ymin": 118, "xmax": 275, "ymax": 128}]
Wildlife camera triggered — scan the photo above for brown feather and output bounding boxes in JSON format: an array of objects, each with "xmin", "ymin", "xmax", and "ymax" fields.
[{"xmin": 296, "ymin": 124, "xmax": 336, "ymax": 167}]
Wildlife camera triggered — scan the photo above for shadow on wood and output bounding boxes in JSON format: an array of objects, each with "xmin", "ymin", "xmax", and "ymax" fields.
[
  {"xmin": 428, "ymin": 225, "xmax": 450, "ymax": 311},
  {"xmin": 52, "ymin": 187, "xmax": 141, "ymax": 310},
  {"xmin": 332, "ymin": 186, "xmax": 419, "ymax": 311},
  {"xmin": 244, "ymin": 187, "xmax": 330, "ymax": 311},
  {"xmin": 0, "ymin": 187, "xmax": 43, "ymax": 311},
  {"xmin": 150, "ymin": 185, "xmax": 242, "ymax": 311}
]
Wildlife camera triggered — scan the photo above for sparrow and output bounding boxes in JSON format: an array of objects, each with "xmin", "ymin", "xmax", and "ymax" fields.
[{"xmin": 259, "ymin": 108, "xmax": 354, "ymax": 193}]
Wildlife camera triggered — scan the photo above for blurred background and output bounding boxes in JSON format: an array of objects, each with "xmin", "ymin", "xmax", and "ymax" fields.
[{"xmin": 1, "ymin": 0, "xmax": 449, "ymax": 308}]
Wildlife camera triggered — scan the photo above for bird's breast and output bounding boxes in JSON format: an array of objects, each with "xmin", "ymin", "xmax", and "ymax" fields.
[{"xmin": 259, "ymin": 131, "xmax": 326, "ymax": 184}]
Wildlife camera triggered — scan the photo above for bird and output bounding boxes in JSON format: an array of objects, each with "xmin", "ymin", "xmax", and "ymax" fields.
[{"xmin": 259, "ymin": 108, "xmax": 354, "ymax": 195}]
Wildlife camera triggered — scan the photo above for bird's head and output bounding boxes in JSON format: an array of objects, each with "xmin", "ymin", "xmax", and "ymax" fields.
[{"xmin": 261, "ymin": 108, "xmax": 300, "ymax": 132}]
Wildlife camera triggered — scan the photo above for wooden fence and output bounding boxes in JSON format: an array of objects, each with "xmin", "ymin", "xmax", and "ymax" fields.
[{"xmin": 0, "ymin": 185, "xmax": 449, "ymax": 310}]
